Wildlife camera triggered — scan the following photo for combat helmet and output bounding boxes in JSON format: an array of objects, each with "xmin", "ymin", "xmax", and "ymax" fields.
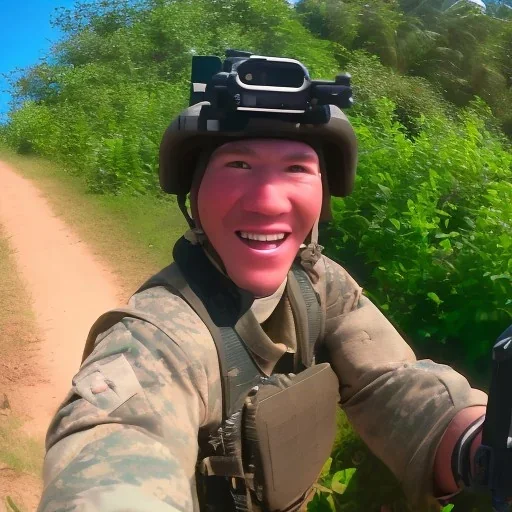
[{"xmin": 159, "ymin": 50, "xmax": 358, "ymax": 232}]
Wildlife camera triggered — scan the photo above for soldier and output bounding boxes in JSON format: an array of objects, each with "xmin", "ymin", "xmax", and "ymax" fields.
[{"xmin": 38, "ymin": 53, "xmax": 496, "ymax": 512}]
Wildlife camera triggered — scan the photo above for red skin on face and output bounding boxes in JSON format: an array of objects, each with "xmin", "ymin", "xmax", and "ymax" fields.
[{"xmin": 197, "ymin": 139, "xmax": 323, "ymax": 297}]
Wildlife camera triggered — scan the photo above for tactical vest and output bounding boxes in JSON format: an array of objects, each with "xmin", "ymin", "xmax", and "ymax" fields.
[{"xmin": 82, "ymin": 237, "xmax": 339, "ymax": 512}]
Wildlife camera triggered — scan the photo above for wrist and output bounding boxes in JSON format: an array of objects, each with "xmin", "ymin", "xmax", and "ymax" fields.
[
  {"xmin": 469, "ymin": 430, "xmax": 483, "ymax": 479},
  {"xmin": 434, "ymin": 406, "xmax": 486, "ymax": 495},
  {"xmin": 451, "ymin": 413, "xmax": 485, "ymax": 488}
]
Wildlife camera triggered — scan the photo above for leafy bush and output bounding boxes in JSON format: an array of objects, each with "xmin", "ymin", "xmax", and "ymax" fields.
[
  {"xmin": 322, "ymin": 97, "xmax": 512, "ymax": 387},
  {"xmin": 346, "ymin": 51, "xmax": 454, "ymax": 138}
]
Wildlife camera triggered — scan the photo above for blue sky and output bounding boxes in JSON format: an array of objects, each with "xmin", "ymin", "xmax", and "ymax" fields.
[{"xmin": 0, "ymin": 0, "xmax": 76, "ymax": 123}]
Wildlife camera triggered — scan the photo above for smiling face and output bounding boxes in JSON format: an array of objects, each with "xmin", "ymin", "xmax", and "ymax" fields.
[{"xmin": 196, "ymin": 138, "xmax": 323, "ymax": 297}]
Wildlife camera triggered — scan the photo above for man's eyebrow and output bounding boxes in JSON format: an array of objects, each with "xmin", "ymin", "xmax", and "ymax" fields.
[
  {"xmin": 215, "ymin": 145, "xmax": 318, "ymax": 162},
  {"xmin": 280, "ymin": 152, "xmax": 318, "ymax": 163},
  {"xmin": 214, "ymin": 145, "xmax": 258, "ymax": 157}
]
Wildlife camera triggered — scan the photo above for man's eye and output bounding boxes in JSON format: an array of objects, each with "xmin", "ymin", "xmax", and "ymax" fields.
[
  {"xmin": 227, "ymin": 161, "xmax": 250, "ymax": 169},
  {"xmin": 288, "ymin": 165, "xmax": 308, "ymax": 173}
]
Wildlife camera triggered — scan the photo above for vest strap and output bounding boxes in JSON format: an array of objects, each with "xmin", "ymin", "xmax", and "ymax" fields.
[{"xmin": 199, "ymin": 456, "xmax": 245, "ymax": 478}]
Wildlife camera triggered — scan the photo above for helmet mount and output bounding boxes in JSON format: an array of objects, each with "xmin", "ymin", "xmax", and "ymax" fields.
[{"xmin": 190, "ymin": 49, "xmax": 353, "ymax": 124}]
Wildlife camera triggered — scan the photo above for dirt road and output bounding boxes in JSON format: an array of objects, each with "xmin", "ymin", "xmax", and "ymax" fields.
[{"xmin": 0, "ymin": 160, "xmax": 123, "ymax": 438}]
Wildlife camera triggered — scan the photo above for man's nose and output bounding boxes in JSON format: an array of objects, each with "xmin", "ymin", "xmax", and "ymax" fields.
[{"xmin": 240, "ymin": 180, "xmax": 292, "ymax": 217}]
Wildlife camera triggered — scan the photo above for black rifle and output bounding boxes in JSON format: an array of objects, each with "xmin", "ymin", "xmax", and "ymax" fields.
[{"xmin": 474, "ymin": 324, "xmax": 512, "ymax": 512}]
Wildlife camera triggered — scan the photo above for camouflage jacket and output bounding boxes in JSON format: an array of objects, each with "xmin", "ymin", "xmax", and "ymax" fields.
[{"xmin": 38, "ymin": 252, "xmax": 487, "ymax": 512}]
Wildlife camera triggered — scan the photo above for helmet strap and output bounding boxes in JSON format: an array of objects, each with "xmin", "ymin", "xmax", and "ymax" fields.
[
  {"xmin": 311, "ymin": 217, "xmax": 319, "ymax": 246},
  {"xmin": 178, "ymin": 193, "xmax": 196, "ymax": 230}
]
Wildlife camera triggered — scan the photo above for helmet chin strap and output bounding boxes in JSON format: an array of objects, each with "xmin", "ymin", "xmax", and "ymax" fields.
[
  {"xmin": 177, "ymin": 194, "xmax": 195, "ymax": 229},
  {"xmin": 311, "ymin": 216, "xmax": 319, "ymax": 247}
]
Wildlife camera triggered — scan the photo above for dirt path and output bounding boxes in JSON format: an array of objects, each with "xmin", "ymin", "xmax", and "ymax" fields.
[{"xmin": 0, "ymin": 161, "xmax": 123, "ymax": 438}]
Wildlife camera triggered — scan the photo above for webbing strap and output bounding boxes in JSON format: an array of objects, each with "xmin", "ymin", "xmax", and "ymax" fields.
[
  {"xmin": 135, "ymin": 261, "xmax": 263, "ymax": 420},
  {"xmin": 291, "ymin": 267, "xmax": 323, "ymax": 368},
  {"xmin": 220, "ymin": 326, "xmax": 262, "ymax": 418},
  {"xmin": 177, "ymin": 240, "xmax": 265, "ymax": 421},
  {"xmin": 199, "ymin": 455, "xmax": 244, "ymax": 478}
]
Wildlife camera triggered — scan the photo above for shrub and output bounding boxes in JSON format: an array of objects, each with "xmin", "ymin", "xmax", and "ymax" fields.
[{"xmin": 322, "ymin": 97, "xmax": 512, "ymax": 387}]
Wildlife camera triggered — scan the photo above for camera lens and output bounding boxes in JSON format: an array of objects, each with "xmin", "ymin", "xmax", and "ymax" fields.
[{"xmin": 237, "ymin": 60, "xmax": 305, "ymax": 88}]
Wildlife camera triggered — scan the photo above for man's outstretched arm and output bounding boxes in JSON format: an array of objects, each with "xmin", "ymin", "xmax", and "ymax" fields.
[
  {"xmin": 38, "ymin": 307, "xmax": 218, "ymax": 512},
  {"xmin": 319, "ymin": 256, "xmax": 488, "ymax": 510}
]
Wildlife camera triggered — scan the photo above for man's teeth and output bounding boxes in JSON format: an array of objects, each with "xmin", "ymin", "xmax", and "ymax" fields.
[{"xmin": 239, "ymin": 232, "xmax": 286, "ymax": 241}]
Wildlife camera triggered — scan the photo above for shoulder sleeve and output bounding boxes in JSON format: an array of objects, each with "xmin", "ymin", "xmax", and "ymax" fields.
[
  {"xmin": 39, "ymin": 287, "xmax": 222, "ymax": 512},
  {"xmin": 320, "ymin": 256, "xmax": 487, "ymax": 509}
]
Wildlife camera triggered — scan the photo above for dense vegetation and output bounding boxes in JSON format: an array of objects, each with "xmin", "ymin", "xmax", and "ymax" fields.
[{"xmin": 1, "ymin": 0, "xmax": 511, "ymax": 510}]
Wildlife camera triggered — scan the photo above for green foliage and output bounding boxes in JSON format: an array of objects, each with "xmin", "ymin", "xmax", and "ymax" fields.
[
  {"xmin": 307, "ymin": 457, "xmax": 357, "ymax": 511},
  {"xmin": 296, "ymin": 0, "xmax": 405, "ymax": 68},
  {"xmin": 307, "ymin": 410, "xmax": 411, "ymax": 511},
  {"xmin": 0, "ymin": 415, "xmax": 43, "ymax": 476},
  {"xmin": 307, "ymin": 411, "xmax": 494, "ymax": 511},
  {"xmin": 322, "ymin": 97, "xmax": 512, "ymax": 386},
  {"xmin": 296, "ymin": 0, "xmax": 512, "ymax": 136},
  {"xmin": 345, "ymin": 51, "xmax": 454, "ymax": 137}
]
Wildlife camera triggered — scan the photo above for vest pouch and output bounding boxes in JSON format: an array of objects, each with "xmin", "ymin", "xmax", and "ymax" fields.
[{"xmin": 243, "ymin": 363, "xmax": 340, "ymax": 512}]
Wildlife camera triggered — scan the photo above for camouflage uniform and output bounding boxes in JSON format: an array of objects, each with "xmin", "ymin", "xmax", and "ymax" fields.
[{"xmin": 38, "ymin": 250, "xmax": 487, "ymax": 512}]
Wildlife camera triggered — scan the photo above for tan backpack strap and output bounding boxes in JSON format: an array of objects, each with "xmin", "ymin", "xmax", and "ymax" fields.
[
  {"xmin": 81, "ymin": 308, "xmax": 167, "ymax": 363},
  {"xmin": 288, "ymin": 265, "xmax": 324, "ymax": 368}
]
